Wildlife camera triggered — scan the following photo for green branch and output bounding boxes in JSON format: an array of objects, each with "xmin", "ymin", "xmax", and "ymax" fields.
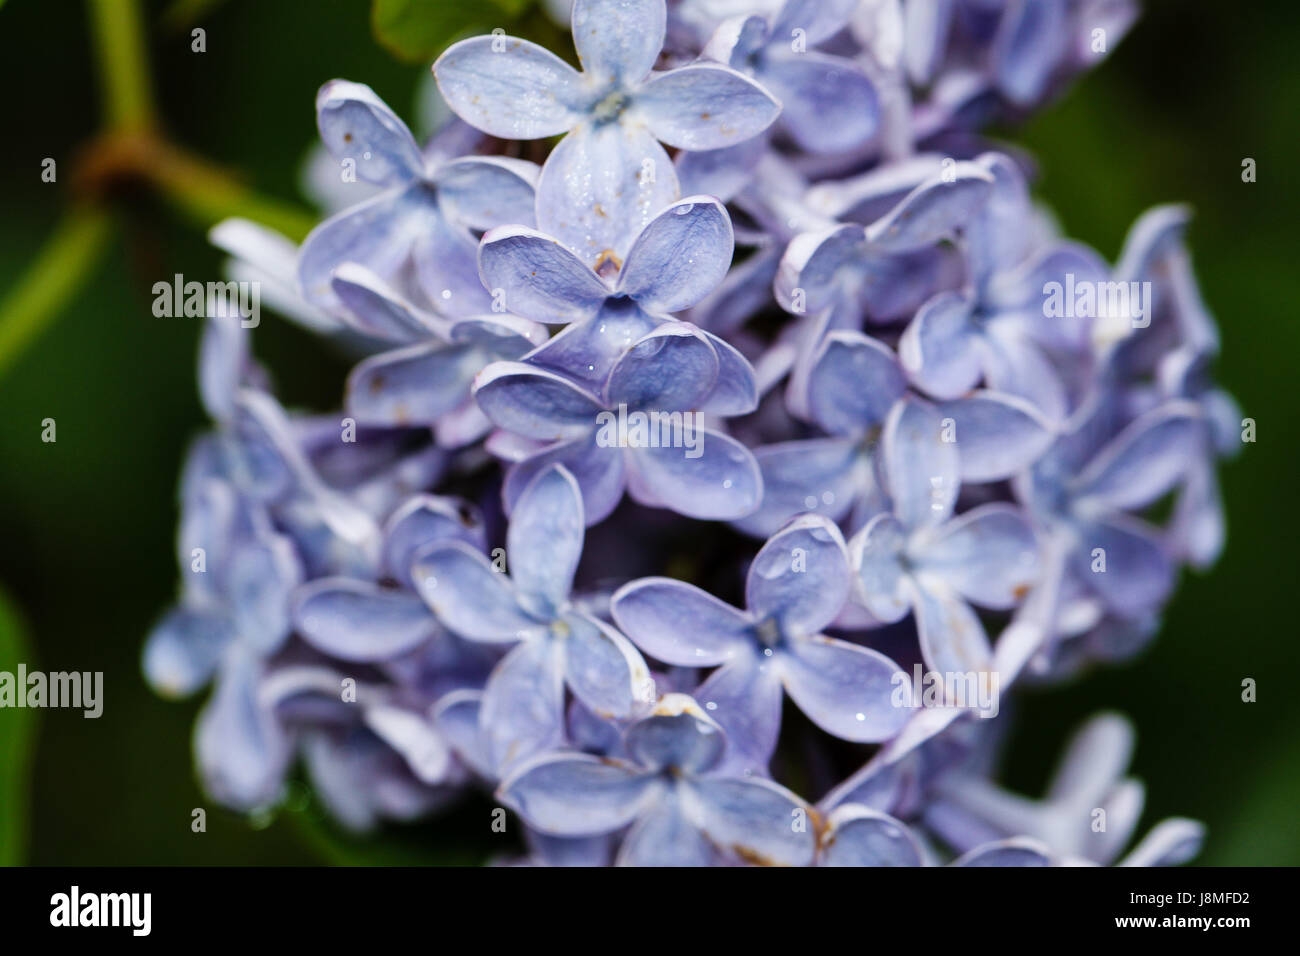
[
  {"xmin": 88, "ymin": 0, "xmax": 156, "ymax": 132},
  {"xmin": 0, "ymin": 209, "xmax": 112, "ymax": 379}
]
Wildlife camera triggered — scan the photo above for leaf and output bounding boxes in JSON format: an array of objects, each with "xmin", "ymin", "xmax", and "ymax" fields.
[
  {"xmin": 371, "ymin": 0, "xmax": 535, "ymax": 64},
  {"xmin": 0, "ymin": 587, "xmax": 36, "ymax": 865}
]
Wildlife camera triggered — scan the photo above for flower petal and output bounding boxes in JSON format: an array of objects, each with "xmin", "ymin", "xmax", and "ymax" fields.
[
  {"xmin": 636, "ymin": 63, "xmax": 781, "ymax": 151},
  {"xmin": 625, "ymin": 694, "xmax": 727, "ymax": 773},
  {"xmin": 1118, "ymin": 818, "xmax": 1205, "ymax": 867},
  {"xmin": 346, "ymin": 341, "xmax": 480, "ymax": 427},
  {"xmin": 763, "ymin": 53, "xmax": 879, "ymax": 154},
  {"xmin": 881, "ymin": 398, "xmax": 960, "ymax": 530},
  {"xmin": 572, "ymin": 0, "xmax": 666, "ymax": 85},
  {"xmin": 849, "ymin": 512, "xmax": 912, "ymax": 624},
  {"xmin": 563, "ymin": 611, "xmax": 655, "ymax": 720},
  {"xmin": 503, "ymin": 433, "xmax": 628, "ymax": 526},
  {"xmin": 1073, "ymin": 401, "xmax": 1201, "ymax": 512},
  {"xmin": 536, "ymin": 121, "xmax": 679, "ymax": 269},
  {"xmin": 433, "ymin": 35, "xmax": 583, "ymax": 139},
  {"xmin": 693, "ymin": 652, "xmax": 784, "ymax": 776},
  {"xmin": 616, "ymin": 197, "xmax": 734, "ymax": 314},
  {"xmin": 473, "ymin": 362, "xmax": 604, "ymax": 440},
  {"xmin": 293, "ymin": 579, "xmax": 438, "ymax": 661},
  {"xmin": 625, "ymin": 426, "xmax": 762, "ymax": 520},
  {"xmin": 478, "ymin": 225, "xmax": 611, "ymax": 324},
  {"xmin": 330, "ymin": 262, "xmax": 450, "ymax": 341},
  {"xmin": 616, "ymin": 797, "xmax": 714, "ymax": 866},
  {"xmin": 780, "ymin": 633, "xmax": 909, "ymax": 742},
  {"xmin": 605, "ymin": 323, "xmax": 719, "ymax": 411},
  {"xmin": 498, "ymin": 751, "xmax": 654, "ymax": 835},
  {"xmin": 382, "ymin": 494, "xmax": 486, "ymax": 588},
  {"xmin": 611, "ymin": 576, "xmax": 751, "ymax": 666},
  {"xmin": 953, "ymin": 837, "xmax": 1052, "ymax": 867},
  {"xmin": 297, "ymin": 185, "xmax": 437, "ymax": 313},
  {"xmin": 937, "ymin": 390, "xmax": 1056, "ymax": 483},
  {"xmin": 820, "ymin": 806, "xmax": 924, "ymax": 866},
  {"xmin": 687, "ymin": 775, "xmax": 817, "ymax": 866},
  {"xmin": 746, "ymin": 514, "xmax": 852, "ymax": 635},
  {"xmin": 807, "ymin": 330, "xmax": 907, "ymax": 437},
  {"xmin": 435, "ymin": 155, "xmax": 539, "ymax": 231},
  {"xmin": 315, "ymin": 80, "xmax": 424, "ymax": 186},
  {"xmin": 413, "ymin": 541, "xmax": 540, "ymax": 642},
  {"xmin": 917, "ymin": 503, "xmax": 1039, "ymax": 610},
  {"xmin": 898, "ymin": 291, "xmax": 982, "ymax": 399},
  {"xmin": 1070, "ymin": 516, "xmax": 1174, "ymax": 619},
  {"xmin": 733, "ymin": 437, "xmax": 864, "ymax": 539},
  {"xmin": 864, "ymin": 163, "xmax": 995, "ymax": 253},
  {"xmin": 508, "ymin": 464, "xmax": 586, "ymax": 614},
  {"xmin": 195, "ymin": 650, "xmax": 290, "ymax": 811},
  {"xmin": 143, "ymin": 606, "xmax": 234, "ymax": 698},
  {"xmin": 912, "ymin": 580, "xmax": 994, "ymax": 674},
  {"xmin": 481, "ymin": 637, "xmax": 567, "ymax": 771}
]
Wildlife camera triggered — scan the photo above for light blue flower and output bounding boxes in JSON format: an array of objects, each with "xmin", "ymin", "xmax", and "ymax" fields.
[{"xmin": 434, "ymin": 0, "xmax": 781, "ymax": 267}]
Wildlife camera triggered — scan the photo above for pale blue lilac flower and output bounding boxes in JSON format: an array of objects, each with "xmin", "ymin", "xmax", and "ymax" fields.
[
  {"xmin": 737, "ymin": 329, "xmax": 1053, "ymax": 538},
  {"xmin": 899, "ymin": 152, "xmax": 1111, "ymax": 423},
  {"xmin": 143, "ymin": 1, "xmax": 1230, "ymax": 866},
  {"xmin": 849, "ymin": 399, "xmax": 1040, "ymax": 676},
  {"xmin": 298, "ymin": 80, "xmax": 539, "ymax": 317},
  {"xmin": 1014, "ymin": 394, "xmax": 1201, "ymax": 635},
  {"xmin": 291, "ymin": 493, "xmax": 488, "ymax": 665},
  {"xmin": 924, "ymin": 712, "xmax": 1205, "ymax": 866},
  {"xmin": 702, "ymin": 0, "xmax": 879, "ymax": 154},
  {"xmin": 259, "ymin": 663, "xmax": 467, "ymax": 831},
  {"xmin": 613, "ymin": 514, "xmax": 908, "ymax": 774},
  {"xmin": 415, "ymin": 464, "xmax": 655, "ymax": 772},
  {"xmin": 473, "ymin": 200, "xmax": 764, "ymax": 523},
  {"xmin": 498, "ymin": 693, "xmax": 817, "ymax": 865},
  {"xmin": 328, "ymin": 263, "xmax": 548, "ymax": 446},
  {"xmin": 434, "ymin": 0, "xmax": 780, "ymax": 267}
]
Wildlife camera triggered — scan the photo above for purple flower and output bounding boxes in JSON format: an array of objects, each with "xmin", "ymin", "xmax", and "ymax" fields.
[
  {"xmin": 613, "ymin": 514, "xmax": 908, "ymax": 774},
  {"xmin": 498, "ymin": 693, "xmax": 817, "ymax": 865},
  {"xmin": 434, "ymin": 0, "xmax": 780, "ymax": 267},
  {"xmin": 925, "ymin": 713, "xmax": 1205, "ymax": 866},
  {"xmin": 414, "ymin": 464, "xmax": 656, "ymax": 772},
  {"xmin": 1015, "ymin": 396, "xmax": 1201, "ymax": 631},
  {"xmin": 474, "ymin": 198, "xmax": 764, "ymax": 523},
  {"xmin": 739, "ymin": 329, "xmax": 1052, "ymax": 538},
  {"xmin": 703, "ymin": 0, "xmax": 880, "ymax": 154},
  {"xmin": 328, "ymin": 263, "xmax": 548, "ymax": 447},
  {"xmin": 849, "ymin": 399, "xmax": 1040, "ymax": 676},
  {"xmin": 298, "ymin": 80, "xmax": 539, "ymax": 317}
]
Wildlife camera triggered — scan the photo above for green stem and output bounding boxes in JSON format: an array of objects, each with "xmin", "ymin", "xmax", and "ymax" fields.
[
  {"xmin": 88, "ymin": 0, "xmax": 156, "ymax": 132},
  {"xmin": 149, "ymin": 143, "xmax": 318, "ymax": 241},
  {"xmin": 0, "ymin": 209, "xmax": 112, "ymax": 380}
]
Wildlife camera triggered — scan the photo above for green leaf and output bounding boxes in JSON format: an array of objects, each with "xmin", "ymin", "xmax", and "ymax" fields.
[
  {"xmin": 371, "ymin": 0, "xmax": 534, "ymax": 64},
  {"xmin": 0, "ymin": 587, "xmax": 36, "ymax": 865}
]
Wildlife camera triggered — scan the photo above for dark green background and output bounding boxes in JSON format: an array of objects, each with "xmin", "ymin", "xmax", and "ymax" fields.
[{"xmin": 0, "ymin": 0, "xmax": 1295, "ymax": 864}]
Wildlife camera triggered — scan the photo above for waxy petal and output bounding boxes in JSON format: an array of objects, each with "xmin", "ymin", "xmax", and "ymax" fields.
[
  {"xmin": 780, "ymin": 634, "xmax": 909, "ymax": 742},
  {"xmin": 478, "ymin": 225, "xmax": 611, "ymax": 325},
  {"xmin": 316, "ymin": 80, "xmax": 424, "ymax": 186},
  {"xmin": 508, "ymin": 464, "xmax": 586, "ymax": 614},
  {"xmin": 434, "ymin": 35, "xmax": 584, "ymax": 139},
  {"xmin": 413, "ymin": 541, "xmax": 540, "ymax": 643},
  {"xmin": 612, "ymin": 577, "xmax": 751, "ymax": 666},
  {"xmin": 293, "ymin": 579, "xmax": 437, "ymax": 661},
  {"xmin": 636, "ymin": 63, "xmax": 781, "ymax": 151},
  {"xmin": 617, "ymin": 197, "xmax": 734, "ymax": 314},
  {"xmin": 499, "ymin": 752, "xmax": 655, "ymax": 835}
]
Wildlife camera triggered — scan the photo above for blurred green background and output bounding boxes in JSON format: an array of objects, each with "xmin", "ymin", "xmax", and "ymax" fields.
[{"xmin": 0, "ymin": 0, "xmax": 1295, "ymax": 865}]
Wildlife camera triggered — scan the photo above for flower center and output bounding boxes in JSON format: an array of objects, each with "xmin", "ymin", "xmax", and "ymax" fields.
[{"xmin": 593, "ymin": 89, "xmax": 628, "ymax": 123}]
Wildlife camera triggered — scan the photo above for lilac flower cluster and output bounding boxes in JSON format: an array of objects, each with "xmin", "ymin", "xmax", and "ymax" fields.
[{"xmin": 146, "ymin": 0, "xmax": 1230, "ymax": 865}]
